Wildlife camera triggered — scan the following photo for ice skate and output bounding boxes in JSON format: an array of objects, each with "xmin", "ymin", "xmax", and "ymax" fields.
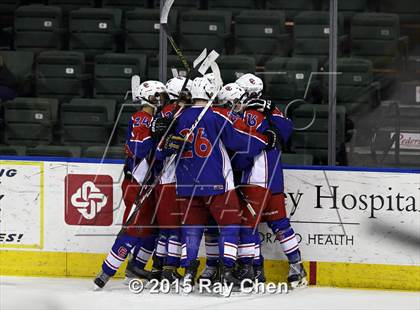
[
  {"xmin": 197, "ymin": 265, "xmax": 220, "ymax": 285},
  {"xmin": 93, "ymin": 271, "xmax": 111, "ymax": 290},
  {"xmin": 254, "ymin": 265, "xmax": 266, "ymax": 283},
  {"xmin": 287, "ymin": 262, "xmax": 308, "ymax": 289},
  {"xmin": 181, "ymin": 260, "xmax": 200, "ymax": 288},
  {"xmin": 161, "ymin": 266, "xmax": 183, "ymax": 284}
]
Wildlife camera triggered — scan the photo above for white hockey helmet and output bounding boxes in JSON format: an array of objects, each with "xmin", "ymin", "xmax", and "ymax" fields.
[
  {"xmin": 217, "ymin": 83, "xmax": 246, "ymax": 111},
  {"xmin": 190, "ymin": 74, "xmax": 222, "ymax": 101},
  {"xmin": 135, "ymin": 80, "xmax": 167, "ymax": 112},
  {"xmin": 235, "ymin": 73, "xmax": 264, "ymax": 99},
  {"xmin": 166, "ymin": 76, "xmax": 192, "ymax": 101}
]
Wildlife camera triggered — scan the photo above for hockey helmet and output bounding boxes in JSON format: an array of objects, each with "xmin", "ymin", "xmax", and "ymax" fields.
[
  {"xmin": 235, "ymin": 73, "xmax": 264, "ymax": 99},
  {"xmin": 190, "ymin": 74, "xmax": 222, "ymax": 101},
  {"xmin": 166, "ymin": 76, "xmax": 193, "ymax": 101},
  {"xmin": 135, "ymin": 80, "xmax": 167, "ymax": 112},
  {"xmin": 217, "ymin": 83, "xmax": 246, "ymax": 111}
]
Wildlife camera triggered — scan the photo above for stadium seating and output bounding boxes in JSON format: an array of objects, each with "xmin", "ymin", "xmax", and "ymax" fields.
[
  {"xmin": 293, "ymin": 11, "xmax": 345, "ymax": 65},
  {"xmin": 179, "ymin": 10, "xmax": 232, "ymax": 54},
  {"xmin": 69, "ymin": 8, "xmax": 122, "ymax": 58},
  {"xmin": 378, "ymin": 0, "xmax": 420, "ymax": 24},
  {"xmin": 26, "ymin": 145, "xmax": 82, "ymax": 157},
  {"xmin": 0, "ymin": 145, "xmax": 26, "ymax": 156},
  {"xmin": 324, "ymin": 58, "xmax": 380, "ymax": 115},
  {"xmin": 102, "ymin": 0, "xmax": 149, "ymax": 11},
  {"xmin": 218, "ymin": 55, "xmax": 256, "ymax": 83},
  {"xmin": 147, "ymin": 55, "xmax": 195, "ymax": 80},
  {"xmin": 207, "ymin": 0, "xmax": 257, "ymax": 16},
  {"xmin": 350, "ymin": 13, "xmax": 407, "ymax": 70},
  {"xmin": 3, "ymin": 97, "xmax": 59, "ymax": 146},
  {"xmin": 291, "ymin": 104, "xmax": 346, "ymax": 165},
  {"xmin": 0, "ymin": 0, "xmax": 19, "ymax": 28},
  {"xmin": 234, "ymin": 10, "xmax": 289, "ymax": 65},
  {"xmin": 47, "ymin": 0, "xmax": 95, "ymax": 16},
  {"xmin": 115, "ymin": 101, "xmax": 138, "ymax": 144},
  {"xmin": 0, "ymin": 51, "xmax": 34, "ymax": 95},
  {"xmin": 321, "ymin": 0, "xmax": 368, "ymax": 31},
  {"xmin": 124, "ymin": 8, "xmax": 177, "ymax": 56},
  {"xmin": 83, "ymin": 146, "xmax": 125, "ymax": 159},
  {"xmin": 265, "ymin": 0, "xmax": 316, "ymax": 21},
  {"xmin": 60, "ymin": 98, "xmax": 116, "ymax": 145},
  {"xmin": 153, "ymin": 0, "xmax": 200, "ymax": 10},
  {"xmin": 35, "ymin": 51, "xmax": 89, "ymax": 102},
  {"xmin": 94, "ymin": 53, "xmax": 147, "ymax": 101},
  {"xmin": 14, "ymin": 5, "xmax": 64, "ymax": 52},
  {"xmin": 264, "ymin": 57, "xmax": 319, "ymax": 102}
]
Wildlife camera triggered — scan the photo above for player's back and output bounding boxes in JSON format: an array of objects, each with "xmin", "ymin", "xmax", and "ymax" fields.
[{"xmin": 174, "ymin": 106, "xmax": 234, "ymax": 197}]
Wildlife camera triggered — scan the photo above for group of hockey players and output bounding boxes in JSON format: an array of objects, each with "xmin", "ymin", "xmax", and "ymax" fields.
[{"xmin": 93, "ymin": 64, "xmax": 308, "ymax": 292}]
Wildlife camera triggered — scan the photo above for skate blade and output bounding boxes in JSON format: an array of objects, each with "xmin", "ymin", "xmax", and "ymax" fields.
[
  {"xmin": 289, "ymin": 277, "xmax": 308, "ymax": 290},
  {"xmin": 93, "ymin": 283, "xmax": 104, "ymax": 291}
]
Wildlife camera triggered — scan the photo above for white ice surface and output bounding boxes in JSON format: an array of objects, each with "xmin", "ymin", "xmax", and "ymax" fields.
[{"xmin": 1, "ymin": 276, "xmax": 419, "ymax": 310}]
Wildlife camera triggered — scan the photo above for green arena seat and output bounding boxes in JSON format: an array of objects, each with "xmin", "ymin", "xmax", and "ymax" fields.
[
  {"xmin": 179, "ymin": 10, "xmax": 232, "ymax": 55},
  {"xmin": 3, "ymin": 97, "xmax": 59, "ymax": 146},
  {"xmin": 265, "ymin": 0, "xmax": 316, "ymax": 21},
  {"xmin": 207, "ymin": 0, "xmax": 256, "ymax": 16},
  {"xmin": 147, "ymin": 55, "xmax": 196, "ymax": 80},
  {"xmin": 379, "ymin": 0, "xmax": 420, "ymax": 25},
  {"xmin": 218, "ymin": 55, "xmax": 256, "ymax": 84},
  {"xmin": 83, "ymin": 146, "xmax": 125, "ymax": 159},
  {"xmin": 293, "ymin": 11, "xmax": 345, "ymax": 65},
  {"xmin": 0, "ymin": 51, "xmax": 34, "ymax": 95},
  {"xmin": 124, "ymin": 8, "xmax": 177, "ymax": 56},
  {"xmin": 281, "ymin": 153, "xmax": 314, "ymax": 165},
  {"xmin": 351, "ymin": 13, "xmax": 407, "ymax": 69},
  {"xmin": 26, "ymin": 145, "xmax": 82, "ymax": 157},
  {"xmin": 264, "ymin": 57, "xmax": 319, "ymax": 102},
  {"xmin": 60, "ymin": 98, "xmax": 117, "ymax": 145},
  {"xmin": 94, "ymin": 53, "xmax": 147, "ymax": 102},
  {"xmin": 324, "ymin": 58, "xmax": 380, "ymax": 115},
  {"xmin": 69, "ymin": 8, "xmax": 122, "ymax": 58},
  {"xmin": 47, "ymin": 0, "xmax": 95, "ymax": 16},
  {"xmin": 0, "ymin": 145, "xmax": 26, "ymax": 156},
  {"xmin": 115, "ymin": 101, "xmax": 139, "ymax": 145},
  {"xmin": 35, "ymin": 51, "xmax": 89, "ymax": 102},
  {"xmin": 234, "ymin": 10, "xmax": 289, "ymax": 65},
  {"xmin": 291, "ymin": 104, "xmax": 346, "ymax": 165},
  {"xmin": 102, "ymin": 0, "xmax": 148, "ymax": 11},
  {"xmin": 14, "ymin": 5, "xmax": 64, "ymax": 52},
  {"xmin": 154, "ymin": 0, "xmax": 199, "ymax": 10}
]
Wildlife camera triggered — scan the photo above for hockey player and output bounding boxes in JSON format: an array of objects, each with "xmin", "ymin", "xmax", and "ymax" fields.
[
  {"xmin": 234, "ymin": 73, "xmax": 307, "ymax": 289},
  {"xmin": 197, "ymin": 82, "xmax": 247, "ymax": 283},
  {"xmin": 94, "ymin": 80, "xmax": 167, "ymax": 289},
  {"xmin": 151, "ymin": 76, "xmax": 193, "ymax": 282},
  {"xmin": 160, "ymin": 75, "xmax": 279, "ymax": 286}
]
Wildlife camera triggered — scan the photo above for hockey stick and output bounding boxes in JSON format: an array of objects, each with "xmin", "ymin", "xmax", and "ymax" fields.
[{"xmin": 160, "ymin": 0, "xmax": 190, "ymax": 73}]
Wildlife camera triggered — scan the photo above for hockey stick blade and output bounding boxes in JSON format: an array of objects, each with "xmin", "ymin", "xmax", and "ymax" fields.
[{"xmin": 131, "ymin": 75, "xmax": 141, "ymax": 102}]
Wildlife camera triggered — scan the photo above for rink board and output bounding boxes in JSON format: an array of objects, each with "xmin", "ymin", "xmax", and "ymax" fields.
[{"xmin": 0, "ymin": 157, "xmax": 419, "ymax": 291}]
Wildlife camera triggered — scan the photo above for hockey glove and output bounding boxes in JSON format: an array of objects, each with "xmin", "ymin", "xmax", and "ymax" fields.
[
  {"xmin": 263, "ymin": 129, "xmax": 278, "ymax": 150},
  {"xmin": 163, "ymin": 134, "xmax": 192, "ymax": 155},
  {"xmin": 245, "ymin": 98, "xmax": 275, "ymax": 115},
  {"xmin": 151, "ymin": 117, "xmax": 177, "ymax": 142}
]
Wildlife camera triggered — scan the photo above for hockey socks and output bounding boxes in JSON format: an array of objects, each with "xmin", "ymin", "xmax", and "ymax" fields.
[
  {"xmin": 219, "ymin": 225, "xmax": 240, "ymax": 268},
  {"xmin": 253, "ymin": 232, "xmax": 264, "ymax": 267},
  {"xmin": 102, "ymin": 234, "xmax": 139, "ymax": 277},
  {"xmin": 204, "ymin": 227, "xmax": 219, "ymax": 267},
  {"xmin": 268, "ymin": 218, "xmax": 301, "ymax": 264},
  {"xmin": 131, "ymin": 234, "xmax": 157, "ymax": 269},
  {"xmin": 238, "ymin": 227, "xmax": 256, "ymax": 265},
  {"xmin": 181, "ymin": 226, "xmax": 204, "ymax": 268},
  {"xmin": 166, "ymin": 228, "xmax": 182, "ymax": 267}
]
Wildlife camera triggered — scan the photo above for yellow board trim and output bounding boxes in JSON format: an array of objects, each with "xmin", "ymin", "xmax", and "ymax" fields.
[
  {"xmin": 0, "ymin": 250, "xmax": 419, "ymax": 291},
  {"xmin": 0, "ymin": 161, "xmax": 44, "ymax": 250}
]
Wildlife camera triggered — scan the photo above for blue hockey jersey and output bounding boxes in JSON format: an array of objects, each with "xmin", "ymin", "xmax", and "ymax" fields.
[
  {"xmin": 124, "ymin": 110, "xmax": 155, "ymax": 184},
  {"xmin": 173, "ymin": 105, "xmax": 269, "ymax": 197},
  {"xmin": 232, "ymin": 107, "xmax": 293, "ymax": 194}
]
